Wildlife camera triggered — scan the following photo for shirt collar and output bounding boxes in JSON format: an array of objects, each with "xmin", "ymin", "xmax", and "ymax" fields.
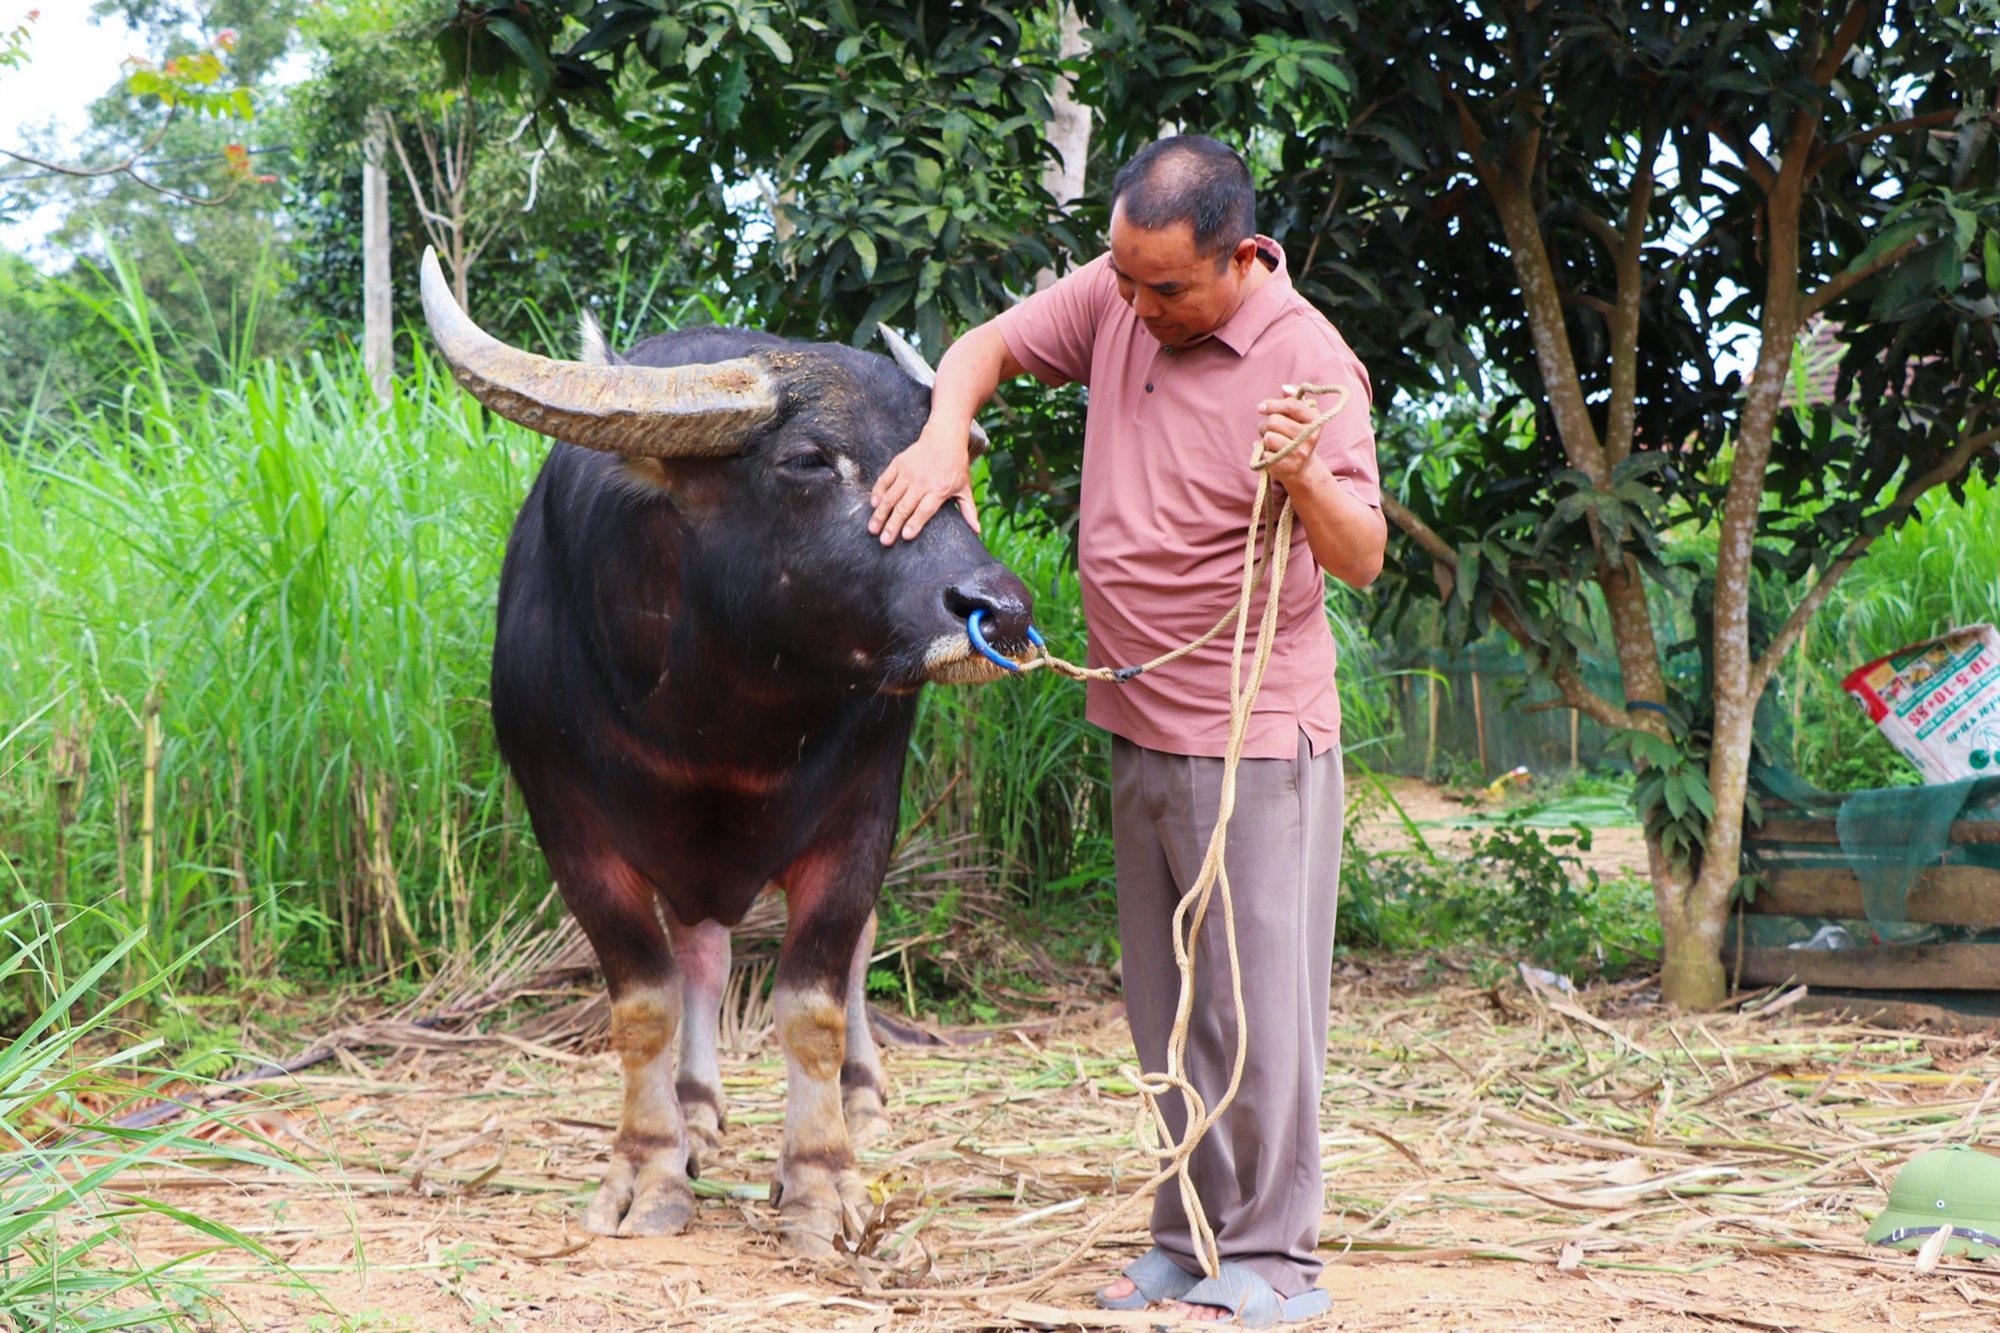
[{"xmin": 1209, "ymin": 236, "xmax": 1291, "ymax": 358}]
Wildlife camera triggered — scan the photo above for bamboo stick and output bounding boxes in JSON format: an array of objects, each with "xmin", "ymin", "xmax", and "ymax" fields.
[
  {"xmin": 1471, "ymin": 669, "xmax": 1488, "ymax": 777},
  {"xmin": 138, "ymin": 685, "xmax": 162, "ymax": 927}
]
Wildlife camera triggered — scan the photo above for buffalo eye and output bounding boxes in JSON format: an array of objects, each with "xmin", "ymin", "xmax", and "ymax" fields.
[{"xmin": 779, "ymin": 447, "xmax": 834, "ymax": 473}]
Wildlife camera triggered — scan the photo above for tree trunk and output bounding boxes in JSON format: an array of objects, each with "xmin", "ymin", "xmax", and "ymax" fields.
[
  {"xmin": 1657, "ymin": 892, "xmax": 1726, "ymax": 1007},
  {"xmin": 362, "ymin": 117, "xmax": 393, "ymax": 409},
  {"xmin": 1036, "ymin": 3, "xmax": 1091, "ymax": 290}
]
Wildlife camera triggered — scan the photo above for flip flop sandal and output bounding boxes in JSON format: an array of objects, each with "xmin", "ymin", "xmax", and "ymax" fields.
[
  {"xmin": 1177, "ymin": 1261, "xmax": 1334, "ymax": 1328},
  {"xmin": 1095, "ymin": 1246, "xmax": 1200, "ymax": 1311}
]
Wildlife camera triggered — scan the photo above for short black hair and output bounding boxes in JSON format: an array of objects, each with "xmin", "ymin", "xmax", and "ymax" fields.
[{"xmin": 1109, "ymin": 136, "xmax": 1256, "ymax": 263}]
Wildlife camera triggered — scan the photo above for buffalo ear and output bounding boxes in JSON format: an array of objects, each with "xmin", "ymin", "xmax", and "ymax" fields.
[
  {"xmin": 576, "ymin": 310, "xmax": 621, "ymax": 366},
  {"xmin": 875, "ymin": 324, "xmax": 989, "ymax": 456},
  {"xmin": 621, "ymin": 456, "xmax": 733, "ymax": 526}
]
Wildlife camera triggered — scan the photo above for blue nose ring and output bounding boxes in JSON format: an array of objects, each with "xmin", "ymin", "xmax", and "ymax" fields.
[{"xmin": 967, "ymin": 610, "xmax": 1043, "ymax": 671}]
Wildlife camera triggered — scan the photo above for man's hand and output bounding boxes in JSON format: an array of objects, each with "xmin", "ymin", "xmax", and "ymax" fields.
[
  {"xmin": 867, "ymin": 320, "xmax": 1023, "ymax": 545},
  {"xmin": 1255, "ymin": 385, "xmax": 1335, "ymax": 490},
  {"xmin": 1256, "ymin": 382, "xmax": 1387, "ymax": 587},
  {"xmin": 868, "ymin": 424, "xmax": 979, "ymax": 545}
]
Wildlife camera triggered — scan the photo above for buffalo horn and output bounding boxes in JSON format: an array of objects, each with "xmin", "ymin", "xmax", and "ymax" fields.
[
  {"xmin": 876, "ymin": 324, "xmax": 990, "ymax": 456},
  {"xmin": 419, "ymin": 247, "xmax": 778, "ymax": 458}
]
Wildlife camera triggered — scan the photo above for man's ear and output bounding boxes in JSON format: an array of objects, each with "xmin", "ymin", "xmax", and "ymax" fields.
[{"xmin": 1229, "ymin": 235, "xmax": 1261, "ymax": 277}]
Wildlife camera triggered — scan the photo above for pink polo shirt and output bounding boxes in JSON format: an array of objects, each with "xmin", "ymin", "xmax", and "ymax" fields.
[{"xmin": 994, "ymin": 239, "xmax": 1379, "ymax": 760}]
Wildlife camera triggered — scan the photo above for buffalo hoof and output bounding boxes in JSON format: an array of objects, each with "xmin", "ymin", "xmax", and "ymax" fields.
[
  {"xmin": 777, "ymin": 1167, "xmax": 870, "ymax": 1258},
  {"xmin": 582, "ymin": 1158, "xmax": 695, "ymax": 1238},
  {"xmin": 682, "ymin": 1103, "xmax": 725, "ymax": 1179},
  {"xmin": 843, "ymin": 1085, "xmax": 891, "ymax": 1146}
]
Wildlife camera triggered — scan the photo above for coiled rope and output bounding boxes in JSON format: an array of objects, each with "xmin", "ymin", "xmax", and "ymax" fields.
[{"xmin": 899, "ymin": 381, "xmax": 1352, "ymax": 1299}]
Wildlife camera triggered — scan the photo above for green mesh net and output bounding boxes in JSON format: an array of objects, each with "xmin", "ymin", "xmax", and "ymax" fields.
[{"xmin": 1744, "ymin": 763, "xmax": 2000, "ymax": 947}]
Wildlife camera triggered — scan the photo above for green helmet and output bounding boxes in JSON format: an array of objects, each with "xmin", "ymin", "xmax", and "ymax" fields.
[{"xmin": 1865, "ymin": 1146, "xmax": 2000, "ymax": 1258}]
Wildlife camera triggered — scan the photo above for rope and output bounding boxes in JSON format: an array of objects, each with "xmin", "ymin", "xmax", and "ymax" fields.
[{"xmin": 894, "ymin": 381, "xmax": 1352, "ymax": 1300}]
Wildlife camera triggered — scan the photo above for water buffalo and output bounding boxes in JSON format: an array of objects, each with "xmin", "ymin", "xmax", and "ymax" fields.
[{"xmin": 418, "ymin": 250, "xmax": 1034, "ymax": 1254}]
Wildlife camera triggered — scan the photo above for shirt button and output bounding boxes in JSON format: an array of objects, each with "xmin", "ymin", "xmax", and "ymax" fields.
[{"xmin": 1145, "ymin": 383, "xmax": 1154, "ymax": 393}]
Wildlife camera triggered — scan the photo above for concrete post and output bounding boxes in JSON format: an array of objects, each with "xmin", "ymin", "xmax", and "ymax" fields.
[{"xmin": 362, "ymin": 117, "xmax": 393, "ymax": 408}]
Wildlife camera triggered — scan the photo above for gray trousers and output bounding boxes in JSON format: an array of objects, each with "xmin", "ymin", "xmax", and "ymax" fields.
[{"xmin": 1112, "ymin": 731, "xmax": 1342, "ymax": 1299}]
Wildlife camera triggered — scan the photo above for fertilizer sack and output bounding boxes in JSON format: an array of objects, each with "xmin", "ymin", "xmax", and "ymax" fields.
[{"xmin": 1841, "ymin": 624, "xmax": 2000, "ymax": 784}]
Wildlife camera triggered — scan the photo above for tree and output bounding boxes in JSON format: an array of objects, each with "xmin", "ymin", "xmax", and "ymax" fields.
[
  {"xmin": 287, "ymin": 0, "xmax": 720, "ymax": 355},
  {"xmin": 0, "ymin": 10, "xmax": 292, "ymax": 418},
  {"xmin": 436, "ymin": 0, "xmax": 1080, "ymax": 350},
  {"xmin": 434, "ymin": 0, "xmax": 2000, "ymax": 1009},
  {"xmin": 1107, "ymin": 0, "xmax": 2000, "ymax": 1006},
  {"xmin": 1, "ymin": 26, "xmax": 275, "ymax": 209}
]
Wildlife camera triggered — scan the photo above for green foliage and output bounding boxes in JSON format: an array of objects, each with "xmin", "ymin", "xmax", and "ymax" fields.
[
  {"xmin": 1464, "ymin": 823, "xmax": 1616, "ymax": 976},
  {"xmin": 1238, "ymin": 0, "xmax": 2000, "ymax": 955},
  {"xmin": 981, "ymin": 380, "xmax": 1088, "ymax": 542},
  {"xmin": 444, "ymin": 0, "xmax": 1075, "ymax": 351},
  {"xmin": 0, "ymin": 903, "xmax": 307, "ymax": 1331},
  {"xmin": 1084, "ymin": 0, "xmax": 1352, "ymax": 158},
  {"xmin": 1617, "ymin": 726, "xmax": 1722, "ymax": 879},
  {"xmin": 0, "ymin": 13, "xmax": 32, "ymax": 73},
  {"xmin": 123, "ymin": 31, "xmax": 258, "ymax": 122},
  {"xmin": 2, "ymin": 8, "xmax": 298, "ymax": 417},
  {"xmin": 1339, "ymin": 812, "xmax": 1658, "ymax": 980}
]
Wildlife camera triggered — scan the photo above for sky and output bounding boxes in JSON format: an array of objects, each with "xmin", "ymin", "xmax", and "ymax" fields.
[{"xmin": 0, "ymin": 3, "xmax": 150, "ymax": 256}]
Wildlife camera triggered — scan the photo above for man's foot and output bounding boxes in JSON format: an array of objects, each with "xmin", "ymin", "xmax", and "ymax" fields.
[
  {"xmin": 1097, "ymin": 1276, "xmax": 1138, "ymax": 1305},
  {"xmin": 1162, "ymin": 1298, "xmax": 1232, "ymax": 1322},
  {"xmin": 1096, "ymin": 1276, "xmax": 1228, "ymax": 1321},
  {"xmin": 1095, "ymin": 1248, "xmax": 1202, "ymax": 1313}
]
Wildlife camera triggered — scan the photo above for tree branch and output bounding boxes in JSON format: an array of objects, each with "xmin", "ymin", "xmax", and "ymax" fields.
[
  {"xmin": 1444, "ymin": 82, "xmax": 1607, "ymax": 479},
  {"xmin": 1563, "ymin": 290, "xmax": 1618, "ymax": 318},
  {"xmin": 385, "ymin": 116, "xmax": 453, "ymax": 258},
  {"xmin": 1709, "ymin": 116, "xmax": 1777, "ymax": 192},
  {"xmin": 1750, "ymin": 423, "xmax": 2000, "ymax": 695},
  {"xmin": 1574, "ymin": 206, "xmax": 1621, "ymax": 257},
  {"xmin": 1800, "ymin": 236, "xmax": 1920, "ymax": 321},
  {"xmin": 1605, "ymin": 123, "xmax": 1661, "ymax": 464},
  {"xmin": 0, "ymin": 107, "xmax": 251, "ymax": 208},
  {"xmin": 1806, "ymin": 111, "xmax": 1958, "ymax": 179},
  {"xmin": 1809, "ymin": 0, "xmax": 1874, "ymax": 86},
  {"xmin": 1383, "ymin": 496, "xmax": 1632, "ymax": 730}
]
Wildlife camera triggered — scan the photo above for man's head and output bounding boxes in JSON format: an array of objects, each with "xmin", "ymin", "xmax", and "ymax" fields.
[{"xmin": 1107, "ymin": 136, "xmax": 1261, "ymax": 350}]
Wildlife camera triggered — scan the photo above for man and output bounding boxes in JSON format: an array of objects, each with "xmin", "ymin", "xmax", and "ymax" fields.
[{"xmin": 869, "ymin": 136, "xmax": 1385, "ymax": 1326}]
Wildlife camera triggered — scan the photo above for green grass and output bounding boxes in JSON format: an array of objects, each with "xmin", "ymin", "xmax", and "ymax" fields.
[
  {"xmin": 2, "ymin": 248, "xmax": 547, "ymax": 984},
  {"xmin": 0, "ymin": 903, "xmax": 309, "ymax": 1331}
]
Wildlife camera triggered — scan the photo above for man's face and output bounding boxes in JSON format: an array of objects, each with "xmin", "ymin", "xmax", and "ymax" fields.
[{"xmin": 1107, "ymin": 201, "xmax": 1259, "ymax": 350}]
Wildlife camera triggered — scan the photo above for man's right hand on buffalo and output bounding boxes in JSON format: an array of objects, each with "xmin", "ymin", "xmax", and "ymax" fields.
[{"xmin": 868, "ymin": 322, "xmax": 1024, "ymax": 545}]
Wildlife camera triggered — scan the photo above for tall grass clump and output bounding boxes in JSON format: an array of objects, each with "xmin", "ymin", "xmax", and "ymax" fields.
[
  {"xmin": 2, "ymin": 248, "xmax": 550, "ymax": 984},
  {"xmin": 1, "ymin": 903, "xmax": 304, "ymax": 1331}
]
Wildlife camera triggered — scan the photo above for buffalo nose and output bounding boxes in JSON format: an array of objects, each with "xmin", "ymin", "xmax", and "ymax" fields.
[{"xmin": 945, "ymin": 571, "xmax": 1035, "ymax": 653}]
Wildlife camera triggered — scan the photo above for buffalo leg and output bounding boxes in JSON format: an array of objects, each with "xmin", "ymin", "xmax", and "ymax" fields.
[
  {"xmin": 841, "ymin": 910, "xmax": 890, "ymax": 1144},
  {"xmin": 772, "ymin": 858, "xmax": 875, "ymax": 1256},
  {"xmin": 666, "ymin": 914, "xmax": 730, "ymax": 1174},
  {"xmin": 556, "ymin": 857, "xmax": 696, "ymax": 1238}
]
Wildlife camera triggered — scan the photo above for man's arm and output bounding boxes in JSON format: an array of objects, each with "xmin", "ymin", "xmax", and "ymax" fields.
[
  {"xmin": 1256, "ymin": 389, "xmax": 1388, "ymax": 588},
  {"xmin": 868, "ymin": 321, "xmax": 1027, "ymax": 545}
]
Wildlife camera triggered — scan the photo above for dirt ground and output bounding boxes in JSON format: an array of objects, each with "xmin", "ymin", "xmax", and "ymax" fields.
[
  {"xmin": 1350, "ymin": 775, "xmax": 1654, "ymax": 882},
  {"xmin": 101, "ymin": 955, "xmax": 2000, "ymax": 1333}
]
